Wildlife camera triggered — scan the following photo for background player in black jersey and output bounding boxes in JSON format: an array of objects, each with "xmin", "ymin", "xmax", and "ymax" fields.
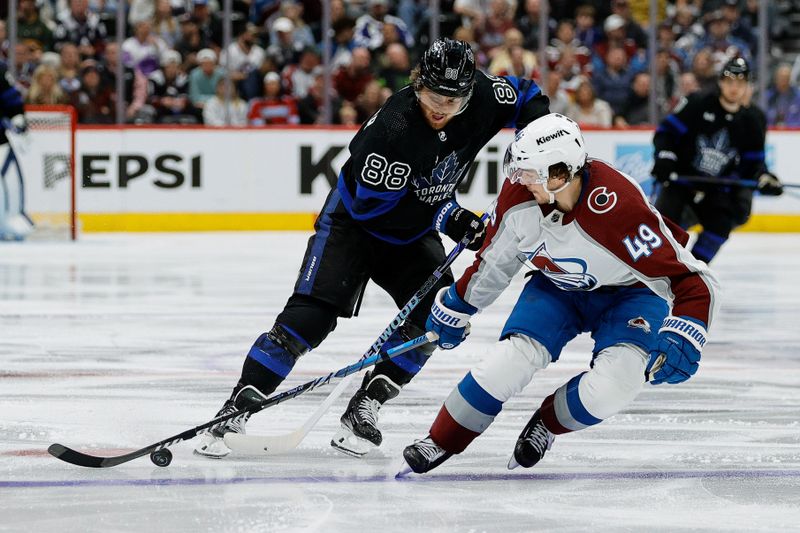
[
  {"xmin": 651, "ymin": 57, "xmax": 783, "ymax": 263},
  {"xmin": 0, "ymin": 65, "xmax": 32, "ymax": 241},
  {"xmin": 195, "ymin": 38, "xmax": 551, "ymax": 458}
]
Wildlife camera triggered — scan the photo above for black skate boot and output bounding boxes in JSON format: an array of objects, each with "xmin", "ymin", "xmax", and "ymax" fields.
[
  {"xmin": 508, "ymin": 409, "xmax": 555, "ymax": 469},
  {"xmin": 193, "ymin": 395, "xmax": 252, "ymax": 458},
  {"xmin": 331, "ymin": 371, "xmax": 401, "ymax": 457},
  {"xmin": 397, "ymin": 435, "xmax": 453, "ymax": 476}
]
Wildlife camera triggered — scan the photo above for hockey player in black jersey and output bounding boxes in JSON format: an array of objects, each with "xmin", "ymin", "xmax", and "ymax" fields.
[
  {"xmin": 195, "ymin": 38, "xmax": 551, "ymax": 458},
  {"xmin": 0, "ymin": 65, "xmax": 33, "ymax": 241},
  {"xmin": 652, "ymin": 57, "xmax": 782, "ymax": 263}
]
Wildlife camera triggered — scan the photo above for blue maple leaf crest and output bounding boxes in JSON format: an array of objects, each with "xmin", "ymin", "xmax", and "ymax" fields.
[
  {"xmin": 694, "ymin": 129, "xmax": 737, "ymax": 176},
  {"xmin": 412, "ymin": 151, "xmax": 465, "ymax": 188}
]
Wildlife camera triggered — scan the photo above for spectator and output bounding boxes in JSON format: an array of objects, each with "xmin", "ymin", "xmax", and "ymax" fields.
[
  {"xmin": 247, "ymin": 71, "xmax": 300, "ymax": 125},
  {"xmin": 189, "ymin": 0, "xmax": 217, "ymax": 48},
  {"xmin": 283, "ymin": 47, "xmax": 320, "ymax": 99},
  {"xmin": 122, "ymin": 20, "xmax": 168, "ymax": 75},
  {"xmin": 221, "ymin": 23, "xmax": 266, "ymax": 82},
  {"xmin": 334, "ymin": 46, "xmax": 373, "ymax": 102},
  {"xmin": 594, "ymin": 14, "xmax": 644, "ymax": 73},
  {"xmin": 574, "ymin": 4, "xmax": 600, "ymax": 49},
  {"xmin": 272, "ymin": 0, "xmax": 316, "ymax": 51},
  {"xmin": 147, "ymin": 50, "xmax": 194, "ymax": 123},
  {"xmin": 203, "ymin": 78, "xmax": 248, "ymax": 126},
  {"xmin": 553, "ymin": 46, "xmax": 589, "ymax": 93},
  {"xmin": 354, "ymin": 0, "xmax": 414, "ymax": 51},
  {"xmin": 721, "ymin": 0, "xmax": 756, "ymax": 55},
  {"xmin": 480, "ymin": 0, "xmax": 516, "ymax": 53},
  {"xmin": 516, "ymin": 0, "xmax": 556, "ymax": 51},
  {"xmin": 266, "ymin": 16, "xmax": 300, "ymax": 70},
  {"xmin": 330, "ymin": 17, "xmax": 357, "ymax": 70},
  {"xmin": 378, "ymin": 42, "xmax": 411, "ymax": 93},
  {"xmin": 566, "ymin": 80, "xmax": 613, "ymax": 127},
  {"xmin": 654, "ymin": 48, "xmax": 680, "ymax": 117},
  {"xmin": 592, "ymin": 46, "xmax": 633, "ymax": 115},
  {"xmin": 175, "ymin": 16, "xmax": 208, "ymax": 71},
  {"xmin": 689, "ymin": 10, "xmax": 751, "ymax": 73},
  {"xmin": 26, "ymin": 64, "xmax": 68, "ymax": 105},
  {"xmin": 17, "ymin": 0, "xmax": 54, "ymax": 52},
  {"xmin": 544, "ymin": 68, "xmax": 570, "ymax": 116},
  {"xmin": 59, "ymin": 43, "xmax": 82, "ymax": 96},
  {"xmin": 298, "ymin": 70, "xmax": 342, "ymax": 124},
  {"xmin": 189, "ymin": 48, "xmax": 224, "ymax": 109},
  {"xmin": 338, "ymin": 100, "xmax": 359, "ymax": 125},
  {"xmin": 53, "ymin": 0, "xmax": 108, "ymax": 57},
  {"xmin": 609, "ymin": 0, "xmax": 648, "ymax": 49},
  {"xmin": 614, "ymin": 71, "xmax": 650, "ymax": 127},
  {"xmin": 678, "ymin": 71, "xmax": 701, "ymax": 100},
  {"xmin": 99, "ymin": 41, "xmax": 137, "ymax": 120},
  {"xmin": 690, "ymin": 47, "xmax": 718, "ymax": 94},
  {"xmin": 71, "ymin": 61, "xmax": 114, "ymax": 123},
  {"xmin": 355, "ymin": 79, "xmax": 386, "ymax": 123},
  {"xmin": 153, "ymin": 0, "xmax": 181, "ymax": 48},
  {"xmin": 489, "ymin": 28, "xmax": 537, "ymax": 77},
  {"xmin": 765, "ymin": 64, "xmax": 800, "ymax": 127},
  {"xmin": 128, "ymin": 0, "xmax": 155, "ymax": 26}
]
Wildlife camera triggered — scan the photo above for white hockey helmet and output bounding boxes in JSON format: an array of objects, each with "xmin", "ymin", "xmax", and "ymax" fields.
[{"xmin": 503, "ymin": 113, "xmax": 587, "ymax": 188}]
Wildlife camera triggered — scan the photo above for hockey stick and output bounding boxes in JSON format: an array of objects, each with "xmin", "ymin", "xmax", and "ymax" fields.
[
  {"xmin": 224, "ymin": 211, "xmax": 491, "ymax": 455},
  {"xmin": 47, "ymin": 332, "xmax": 437, "ymax": 468},
  {"xmin": 669, "ymin": 174, "xmax": 800, "ymax": 190}
]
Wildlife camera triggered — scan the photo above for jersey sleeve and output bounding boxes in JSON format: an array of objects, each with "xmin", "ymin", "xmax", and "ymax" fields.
[
  {"xmin": 484, "ymin": 75, "xmax": 550, "ymax": 131},
  {"xmin": 736, "ymin": 107, "xmax": 767, "ymax": 180},
  {"xmin": 653, "ymin": 93, "xmax": 702, "ymax": 157},
  {"xmin": 0, "ymin": 68, "xmax": 25, "ymax": 119},
  {"xmin": 577, "ymin": 169, "xmax": 720, "ymax": 327},
  {"xmin": 339, "ymin": 116, "xmax": 414, "ymax": 222},
  {"xmin": 455, "ymin": 180, "xmax": 533, "ymax": 310}
]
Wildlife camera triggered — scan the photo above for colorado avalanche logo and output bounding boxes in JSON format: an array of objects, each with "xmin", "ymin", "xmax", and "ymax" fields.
[
  {"xmin": 627, "ymin": 316, "xmax": 652, "ymax": 334},
  {"xmin": 526, "ymin": 243, "xmax": 598, "ymax": 291},
  {"xmin": 587, "ymin": 186, "xmax": 617, "ymax": 214}
]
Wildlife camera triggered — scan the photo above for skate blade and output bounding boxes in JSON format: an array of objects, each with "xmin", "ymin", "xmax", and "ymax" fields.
[
  {"xmin": 395, "ymin": 459, "xmax": 415, "ymax": 478},
  {"xmin": 330, "ymin": 426, "xmax": 374, "ymax": 457},
  {"xmin": 193, "ymin": 433, "xmax": 232, "ymax": 458},
  {"xmin": 507, "ymin": 455, "xmax": 520, "ymax": 470}
]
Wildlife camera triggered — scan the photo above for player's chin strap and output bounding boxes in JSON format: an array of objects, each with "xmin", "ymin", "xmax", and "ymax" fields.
[{"xmin": 542, "ymin": 181, "xmax": 571, "ymax": 204}]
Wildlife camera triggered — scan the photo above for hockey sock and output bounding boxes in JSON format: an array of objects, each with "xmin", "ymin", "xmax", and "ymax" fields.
[
  {"xmin": 429, "ymin": 372, "xmax": 503, "ymax": 453},
  {"xmin": 539, "ymin": 373, "xmax": 602, "ymax": 435},
  {"xmin": 691, "ymin": 230, "xmax": 726, "ymax": 263},
  {"xmin": 235, "ymin": 324, "xmax": 310, "ymax": 398}
]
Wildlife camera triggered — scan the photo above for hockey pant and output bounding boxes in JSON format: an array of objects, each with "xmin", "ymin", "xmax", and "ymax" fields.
[
  {"xmin": 0, "ymin": 143, "xmax": 31, "ymax": 238},
  {"xmin": 429, "ymin": 335, "xmax": 648, "ymax": 453}
]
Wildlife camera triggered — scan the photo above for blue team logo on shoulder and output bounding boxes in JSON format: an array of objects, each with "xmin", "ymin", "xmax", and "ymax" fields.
[{"xmin": 525, "ymin": 243, "xmax": 598, "ymax": 291}]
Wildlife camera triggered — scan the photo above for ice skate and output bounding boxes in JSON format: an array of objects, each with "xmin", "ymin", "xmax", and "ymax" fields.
[
  {"xmin": 193, "ymin": 386, "xmax": 263, "ymax": 458},
  {"xmin": 331, "ymin": 371, "xmax": 400, "ymax": 457},
  {"xmin": 397, "ymin": 435, "xmax": 453, "ymax": 477},
  {"xmin": 508, "ymin": 409, "xmax": 555, "ymax": 469}
]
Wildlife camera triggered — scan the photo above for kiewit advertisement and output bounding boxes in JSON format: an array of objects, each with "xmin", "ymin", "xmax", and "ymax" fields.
[{"xmin": 23, "ymin": 127, "xmax": 800, "ymax": 232}]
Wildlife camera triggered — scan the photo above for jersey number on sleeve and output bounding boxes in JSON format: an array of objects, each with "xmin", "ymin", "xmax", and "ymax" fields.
[
  {"xmin": 623, "ymin": 224, "xmax": 663, "ymax": 262},
  {"xmin": 361, "ymin": 153, "xmax": 411, "ymax": 190}
]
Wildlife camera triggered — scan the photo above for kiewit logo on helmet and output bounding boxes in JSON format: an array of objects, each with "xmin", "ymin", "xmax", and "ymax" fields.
[{"xmin": 536, "ymin": 129, "xmax": 569, "ymax": 145}]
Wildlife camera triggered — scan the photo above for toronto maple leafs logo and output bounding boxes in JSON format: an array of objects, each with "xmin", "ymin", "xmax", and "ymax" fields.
[
  {"xmin": 413, "ymin": 151, "xmax": 468, "ymax": 205},
  {"xmin": 524, "ymin": 243, "xmax": 598, "ymax": 291},
  {"xmin": 694, "ymin": 130, "xmax": 737, "ymax": 176}
]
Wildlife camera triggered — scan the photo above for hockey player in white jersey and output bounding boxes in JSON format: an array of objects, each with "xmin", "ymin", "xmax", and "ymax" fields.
[
  {"xmin": 399, "ymin": 113, "xmax": 720, "ymax": 475},
  {"xmin": 0, "ymin": 65, "xmax": 33, "ymax": 241}
]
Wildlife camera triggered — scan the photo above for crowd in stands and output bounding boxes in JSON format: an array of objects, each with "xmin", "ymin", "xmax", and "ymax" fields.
[{"xmin": 3, "ymin": 0, "xmax": 800, "ymax": 127}]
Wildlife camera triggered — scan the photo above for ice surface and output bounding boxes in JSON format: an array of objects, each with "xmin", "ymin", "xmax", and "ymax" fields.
[{"xmin": 1, "ymin": 232, "xmax": 799, "ymax": 532}]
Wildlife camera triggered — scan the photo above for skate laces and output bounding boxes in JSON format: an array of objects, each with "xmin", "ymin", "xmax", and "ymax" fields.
[
  {"xmin": 523, "ymin": 420, "xmax": 554, "ymax": 454},
  {"xmin": 414, "ymin": 436, "xmax": 446, "ymax": 461},
  {"xmin": 211, "ymin": 402, "xmax": 249, "ymax": 436},
  {"xmin": 356, "ymin": 395, "xmax": 381, "ymax": 427}
]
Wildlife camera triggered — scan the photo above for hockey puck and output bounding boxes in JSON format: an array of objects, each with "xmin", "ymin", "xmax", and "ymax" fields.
[{"xmin": 150, "ymin": 449, "xmax": 172, "ymax": 467}]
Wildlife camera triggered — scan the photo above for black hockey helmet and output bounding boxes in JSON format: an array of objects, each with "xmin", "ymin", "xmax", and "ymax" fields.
[
  {"xmin": 720, "ymin": 57, "xmax": 750, "ymax": 80},
  {"xmin": 416, "ymin": 38, "xmax": 476, "ymax": 98}
]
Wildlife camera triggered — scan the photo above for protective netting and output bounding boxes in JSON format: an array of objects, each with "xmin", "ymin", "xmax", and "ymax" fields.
[{"xmin": 17, "ymin": 106, "xmax": 76, "ymax": 240}]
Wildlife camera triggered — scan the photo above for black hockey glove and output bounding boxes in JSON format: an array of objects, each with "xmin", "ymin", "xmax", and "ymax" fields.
[
  {"xmin": 757, "ymin": 172, "xmax": 783, "ymax": 196},
  {"xmin": 652, "ymin": 151, "xmax": 678, "ymax": 185},
  {"xmin": 434, "ymin": 200, "xmax": 486, "ymax": 251}
]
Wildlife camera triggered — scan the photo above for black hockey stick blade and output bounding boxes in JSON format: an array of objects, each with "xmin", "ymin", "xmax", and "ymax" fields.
[{"xmin": 47, "ymin": 443, "xmax": 146, "ymax": 468}]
